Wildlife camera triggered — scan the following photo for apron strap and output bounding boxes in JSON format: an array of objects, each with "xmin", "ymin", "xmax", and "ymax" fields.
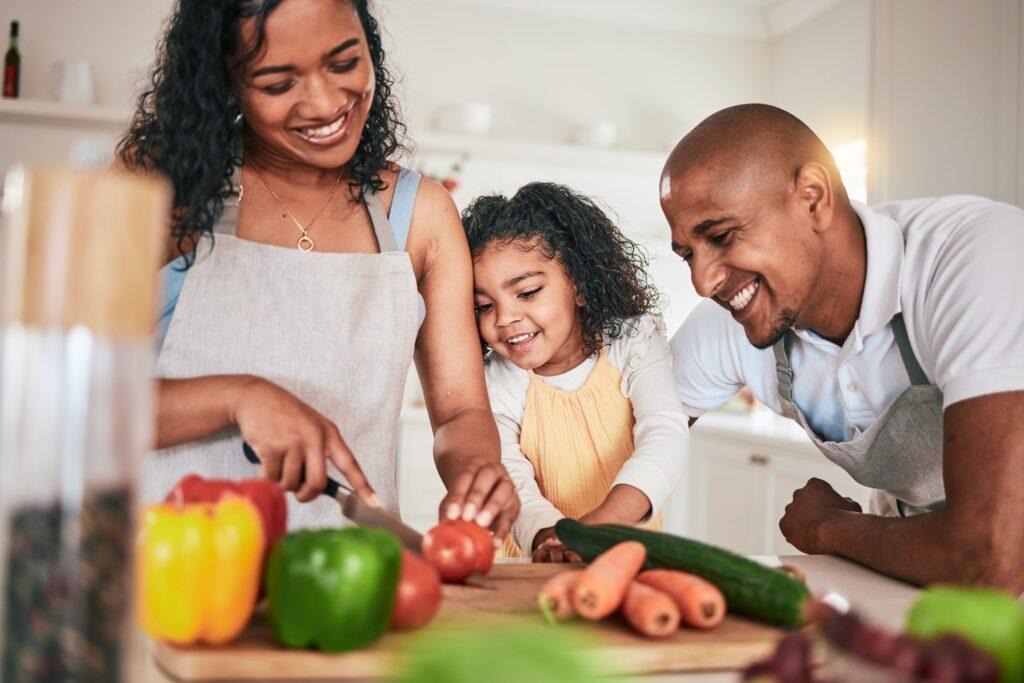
[
  {"xmin": 890, "ymin": 313, "xmax": 929, "ymax": 386},
  {"xmin": 365, "ymin": 192, "xmax": 399, "ymax": 253},
  {"xmin": 213, "ymin": 166, "xmax": 243, "ymax": 236},
  {"xmin": 772, "ymin": 332, "xmax": 796, "ymax": 403}
]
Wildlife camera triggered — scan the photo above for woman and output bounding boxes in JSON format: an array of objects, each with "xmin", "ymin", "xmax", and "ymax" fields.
[{"xmin": 120, "ymin": 0, "xmax": 519, "ymax": 537}]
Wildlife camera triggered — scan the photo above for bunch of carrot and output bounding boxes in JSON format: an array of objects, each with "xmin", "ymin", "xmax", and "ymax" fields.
[{"xmin": 537, "ymin": 541, "xmax": 727, "ymax": 638}]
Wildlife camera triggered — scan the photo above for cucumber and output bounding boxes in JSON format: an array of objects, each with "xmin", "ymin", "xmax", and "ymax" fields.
[{"xmin": 555, "ymin": 519, "xmax": 811, "ymax": 627}]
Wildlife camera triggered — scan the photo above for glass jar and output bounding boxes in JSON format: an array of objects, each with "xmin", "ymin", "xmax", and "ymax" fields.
[{"xmin": 0, "ymin": 166, "xmax": 168, "ymax": 682}]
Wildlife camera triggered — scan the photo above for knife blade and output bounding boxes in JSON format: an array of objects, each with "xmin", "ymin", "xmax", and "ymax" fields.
[{"xmin": 242, "ymin": 441, "xmax": 496, "ymax": 589}]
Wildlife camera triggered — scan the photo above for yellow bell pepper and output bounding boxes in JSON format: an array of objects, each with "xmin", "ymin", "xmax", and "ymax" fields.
[{"xmin": 135, "ymin": 495, "xmax": 265, "ymax": 645}]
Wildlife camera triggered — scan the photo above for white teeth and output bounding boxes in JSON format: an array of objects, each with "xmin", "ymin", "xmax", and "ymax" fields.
[
  {"xmin": 300, "ymin": 112, "xmax": 347, "ymax": 138},
  {"xmin": 728, "ymin": 281, "xmax": 759, "ymax": 311},
  {"xmin": 506, "ymin": 332, "xmax": 536, "ymax": 345}
]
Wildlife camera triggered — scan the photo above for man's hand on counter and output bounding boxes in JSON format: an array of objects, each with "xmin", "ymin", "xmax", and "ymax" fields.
[
  {"xmin": 779, "ymin": 391, "xmax": 1024, "ymax": 594},
  {"xmin": 779, "ymin": 478, "xmax": 862, "ymax": 554}
]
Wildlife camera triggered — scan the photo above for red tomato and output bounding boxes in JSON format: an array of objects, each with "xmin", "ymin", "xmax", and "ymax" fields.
[
  {"xmin": 390, "ymin": 550, "xmax": 443, "ymax": 630},
  {"xmin": 447, "ymin": 520, "xmax": 495, "ymax": 575},
  {"xmin": 422, "ymin": 523, "xmax": 477, "ymax": 583}
]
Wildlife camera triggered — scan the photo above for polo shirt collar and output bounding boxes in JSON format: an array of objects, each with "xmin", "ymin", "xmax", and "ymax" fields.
[
  {"xmin": 792, "ymin": 201, "xmax": 904, "ymax": 354},
  {"xmin": 851, "ymin": 200, "xmax": 904, "ymax": 340}
]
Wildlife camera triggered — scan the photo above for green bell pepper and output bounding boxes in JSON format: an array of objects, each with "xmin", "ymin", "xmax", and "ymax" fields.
[{"xmin": 266, "ymin": 527, "xmax": 402, "ymax": 652}]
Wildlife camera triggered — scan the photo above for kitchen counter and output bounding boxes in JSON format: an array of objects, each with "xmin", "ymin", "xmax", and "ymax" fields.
[{"xmin": 130, "ymin": 554, "xmax": 919, "ymax": 683}]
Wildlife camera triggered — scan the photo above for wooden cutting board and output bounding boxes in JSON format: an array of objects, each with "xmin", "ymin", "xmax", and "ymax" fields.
[{"xmin": 154, "ymin": 563, "xmax": 785, "ymax": 680}]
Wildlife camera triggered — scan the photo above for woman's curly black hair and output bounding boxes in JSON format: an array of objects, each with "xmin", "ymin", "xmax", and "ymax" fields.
[
  {"xmin": 462, "ymin": 183, "xmax": 661, "ymax": 358},
  {"xmin": 117, "ymin": 0, "xmax": 405, "ymax": 263}
]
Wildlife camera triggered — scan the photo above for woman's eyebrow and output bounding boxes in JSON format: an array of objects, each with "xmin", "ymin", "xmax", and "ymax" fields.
[{"xmin": 250, "ymin": 39, "xmax": 360, "ymax": 77}]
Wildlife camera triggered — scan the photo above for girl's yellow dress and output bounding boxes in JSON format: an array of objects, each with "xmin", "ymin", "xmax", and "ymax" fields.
[{"xmin": 502, "ymin": 351, "xmax": 662, "ymax": 557}]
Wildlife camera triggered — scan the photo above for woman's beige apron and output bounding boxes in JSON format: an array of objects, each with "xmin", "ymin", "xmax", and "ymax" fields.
[
  {"xmin": 143, "ymin": 182, "xmax": 419, "ymax": 528},
  {"xmin": 772, "ymin": 313, "xmax": 945, "ymax": 516}
]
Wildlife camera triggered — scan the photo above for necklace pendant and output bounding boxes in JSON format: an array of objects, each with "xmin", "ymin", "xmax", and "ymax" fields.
[{"xmin": 297, "ymin": 234, "xmax": 315, "ymax": 252}]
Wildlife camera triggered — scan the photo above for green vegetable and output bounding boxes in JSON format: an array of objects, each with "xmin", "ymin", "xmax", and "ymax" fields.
[
  {"xmin": 906, "ymin": 586, "xmax": 1024, "ymax": 683},
  {"xmin": 266, "ymin": 527, "xmax": 402, "ymax": 652},
  {"xmin": 555, "ymin": 519, "xmax": 810, "ymax": 627},
  {"xmin": 395, "ymin": 624, "xmax": 601, "ymax": 683}
]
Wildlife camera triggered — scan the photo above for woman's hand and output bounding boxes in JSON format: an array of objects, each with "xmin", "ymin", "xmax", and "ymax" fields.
[
  {"xmin": 232, "ymin": 378, "xmax": 378, "ymax": 506},
  {"xmin": 438, "ymin": 459, "xmax": 520, "ymax": 546}
]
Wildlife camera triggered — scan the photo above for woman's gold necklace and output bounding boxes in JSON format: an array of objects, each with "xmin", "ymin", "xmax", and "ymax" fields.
[{"xmin": 249, "ymin": 163, "xmax": 344, "ymax": 252}]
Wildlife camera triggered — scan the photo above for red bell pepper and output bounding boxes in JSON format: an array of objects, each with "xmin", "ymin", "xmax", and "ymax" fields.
[{"xmin": 165, "ymin": 474, "xmax": 287, "ymax": 553}]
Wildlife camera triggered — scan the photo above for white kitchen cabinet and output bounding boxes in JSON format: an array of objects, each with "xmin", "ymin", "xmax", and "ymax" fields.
[
  {"xmin": 395, "ymin": 407, "xmax": 447, "ymax": 534},
  {"xmin": 687, "ymin": 413, "xmax": 872, "ymax": 556}
]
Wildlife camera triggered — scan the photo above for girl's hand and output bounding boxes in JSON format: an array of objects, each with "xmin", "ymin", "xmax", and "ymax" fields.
[
  {"xmin": 531, "ymin": 527, "xmax": 582, "ymax": 563},
  {"xmin": 232, "ymin": 377, "xmax": 378, "ymax": 506},
  {"xmin": 439, "ymin": 459, "xmax": 520, "ymax": 545}
]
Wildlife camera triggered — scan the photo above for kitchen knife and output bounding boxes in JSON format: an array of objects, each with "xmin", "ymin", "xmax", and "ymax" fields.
[{"xmin": 242, "ymin": 442, "xmax": 495, "ymax": 589}]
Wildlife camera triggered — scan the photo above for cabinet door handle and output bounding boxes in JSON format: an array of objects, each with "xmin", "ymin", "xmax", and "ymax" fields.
[{"xmin": 748, "ymin": 453, "xmax": 770, "ymax": 466}]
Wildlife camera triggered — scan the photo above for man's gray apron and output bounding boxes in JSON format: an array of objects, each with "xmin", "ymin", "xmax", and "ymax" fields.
[
  {"xmin": 773, "ymin": 314, "xmax": 945, "ymax": 516},
  {"xmin": 143, "ymin": 181, "xmax": 419, "ymax": 528}
]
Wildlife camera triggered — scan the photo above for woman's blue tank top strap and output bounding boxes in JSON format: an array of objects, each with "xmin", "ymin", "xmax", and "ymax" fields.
[
  {"xmin": 157, "ymin": 255, "xmax": 189, "ymax": 350},
  {"xmin": 389, "ymin": 168, "xmax": 421, "ymax": 252}
]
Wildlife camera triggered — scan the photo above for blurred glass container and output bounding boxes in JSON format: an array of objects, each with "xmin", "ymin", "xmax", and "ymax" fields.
[{"xmin": 0, "ymin": 166, "xmax": 168, "ymax": 682}]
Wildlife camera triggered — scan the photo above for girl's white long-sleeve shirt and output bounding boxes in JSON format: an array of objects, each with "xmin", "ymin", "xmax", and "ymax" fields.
[{"xmin": 484, "ymin": 313, "xmax": 690, "ymax": 553}]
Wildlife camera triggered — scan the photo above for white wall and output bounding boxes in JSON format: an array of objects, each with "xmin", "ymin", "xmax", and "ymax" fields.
[
  {"xmin": 869, "ymin": 0, "xmax": 1023, "ymax": 204},
  {"xmin": 0, "ymin": 0, "xmax": 770, "ymax": 155},
  {"xmin": 769, "ymin": 0, "xmax": 871, "ymax": 202},
  {"xmin": 769, "ymin": 0, "xmax": 871, "ymax": 151},
  {"xmin": 382, "ymin": 1, "xmax": 770, "ymax": 151},
  {"xmin": 0, "ymin": 0, "xmax": 170, "ymax": 109}
]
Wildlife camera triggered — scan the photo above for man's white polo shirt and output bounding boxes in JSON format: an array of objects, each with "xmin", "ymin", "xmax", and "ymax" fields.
[{"xmin": 670, "ymin": 195, "xmax": 1024, "ymax": 442}]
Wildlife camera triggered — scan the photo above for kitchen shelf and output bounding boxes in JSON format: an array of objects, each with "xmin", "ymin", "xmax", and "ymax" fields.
[
  {"xmin": 0, "ymin": 98, "xmax": 129, "ymax": 128},
  {"xmin": 0, "ymin": 99, "xmax": 667, "ymax": 172},
  {"xmin": 411, "ymin": 131, "xmax": 666, "ymax": 174}
]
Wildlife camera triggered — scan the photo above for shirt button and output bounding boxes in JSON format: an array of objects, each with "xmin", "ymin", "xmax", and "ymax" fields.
[{"xmin": 848, "ymin": 383, "xmax": 859, "ymax": 393}]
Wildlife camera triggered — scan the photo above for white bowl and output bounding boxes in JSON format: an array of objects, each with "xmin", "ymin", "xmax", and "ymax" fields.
[
  {"xmin": 431, "ymin": 103, "xmax": 494, "ymax": 137},
  {"xmin": 568, "ymin": 121, "xmax": 617, "ymax": 148}
]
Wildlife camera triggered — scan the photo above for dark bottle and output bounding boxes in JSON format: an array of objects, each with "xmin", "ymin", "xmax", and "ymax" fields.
[{"xmin": 4, "ymin": 21, "xmax": 19, "ymax": 98}]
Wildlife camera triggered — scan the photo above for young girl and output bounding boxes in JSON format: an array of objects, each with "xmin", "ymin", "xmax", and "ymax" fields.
[{"xmin": 462, "ymin": 183, "xmax": 689, "ymax": 561}]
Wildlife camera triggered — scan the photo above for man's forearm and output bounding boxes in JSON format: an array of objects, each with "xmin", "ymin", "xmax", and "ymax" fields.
[
  {"xmin": 820, "ymin": 507, "xmax": 1021, "ymax": 590},
  {"xmin": 431, "ymin": 406, "xmax": 500, "ymax": 489}
]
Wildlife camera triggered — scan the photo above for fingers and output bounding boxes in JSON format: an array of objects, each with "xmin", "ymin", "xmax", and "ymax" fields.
[
  {"xmin": 439, "ymin": 470, "xmax": 476, "ymax": 522},
  {"xmin": 566, "ymin": 550, "xmax": 583, "ymax": 563},
  {"xmin": 324, "ymin": 425, "xmax": 380, "ymax": 508},
  {"xmin": 474, "ymin": 477, "xmax": 516, "ymax": 529},
  {"xmin": 459, "ymin": 466, "xmax": 502, "ymax": 522},
  {"xmin": 279, "ymin": 443, "xmax": 304, "ymax": 492},
  {"xmin": 295, "ymin": 431, "xmax": 327, "ymax": 503},
  {"xmin": 260, "ymin": 446, "xmax": 285, "ymax": 483},
  {"xmin": 490, "ymin": 501, "xmax": 518, "ymax": 547}
]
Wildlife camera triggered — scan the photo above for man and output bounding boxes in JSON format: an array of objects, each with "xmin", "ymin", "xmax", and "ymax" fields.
[{"xmin": 663, "ymin": 103, "xmax": 1024, "ymax": 590}]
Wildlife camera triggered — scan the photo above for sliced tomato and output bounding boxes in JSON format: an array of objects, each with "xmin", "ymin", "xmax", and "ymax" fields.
[
  {"xmin": 390, "ymin": 550, "xmax": 443, "ymax": 630},
  {"xmin": 446, "ymin": 520, "xmax": 495, "ymax": 575},
  {"xmin": 422, "ymin": 523, "xmax": 477, "ymax": 583}
]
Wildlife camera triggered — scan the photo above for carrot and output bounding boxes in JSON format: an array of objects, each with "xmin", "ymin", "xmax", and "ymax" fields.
[
  {"xmin": 620, "ymin": 580, "xmax": 680, "ymax": 638},
  {"xmin": 636, "ymin": 569, "xmax": 726, "ymax": 629},
  {"xmin": 572, "ymin": 541, "xmax": 647, "ymax": 620},
  {"xmin": 537, "ymin": 569, "xmax": 583, "ymax": 624}
]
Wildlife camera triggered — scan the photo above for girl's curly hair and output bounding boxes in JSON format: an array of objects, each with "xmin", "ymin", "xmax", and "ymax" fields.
[
  {"xmin": 117, "ymin": 0, "xmax": 405, "ymax": 263},
  {"xmin": 462, "ymin": 183, "xmax": 661, "ymax": 358}
]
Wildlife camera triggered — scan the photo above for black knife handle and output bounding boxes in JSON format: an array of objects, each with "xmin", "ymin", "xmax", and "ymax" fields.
[{"xmin": 242, "ymin": 441, "xmax": 346, "ymax": 498}]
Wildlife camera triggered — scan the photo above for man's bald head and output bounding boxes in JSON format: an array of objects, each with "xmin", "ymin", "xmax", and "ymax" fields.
[
  {"xmin": 662, "ymin": 103, "xmax": 847, "ymax": 205},
  {"xmin": 660, "ymin": 104, "xmax": 862, "ymax": 350}
]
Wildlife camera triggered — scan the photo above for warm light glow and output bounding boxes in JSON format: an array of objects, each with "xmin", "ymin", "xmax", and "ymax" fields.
[{"xmin": 831, "ymin": 139, "xmax": 868, "ymax": 203}]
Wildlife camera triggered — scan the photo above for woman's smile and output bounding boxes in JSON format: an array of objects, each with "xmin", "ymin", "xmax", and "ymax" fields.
[{"xmin": 292, "ymin": 106, "xmax": 354, "ymax": 147}]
